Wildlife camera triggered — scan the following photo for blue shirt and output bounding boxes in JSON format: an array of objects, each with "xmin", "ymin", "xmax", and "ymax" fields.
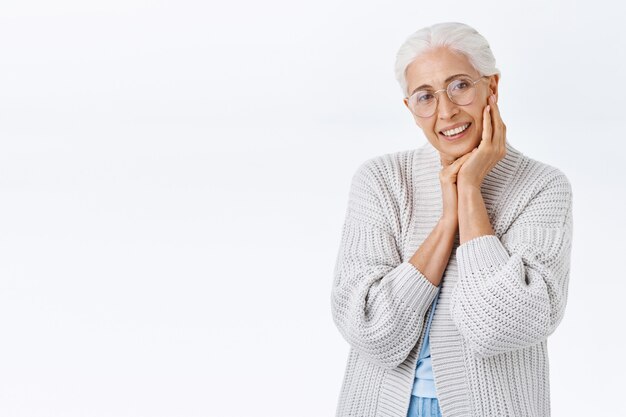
[{"xmin": 411, "ymin": 289, "xmax": 441, "ymax": 398}]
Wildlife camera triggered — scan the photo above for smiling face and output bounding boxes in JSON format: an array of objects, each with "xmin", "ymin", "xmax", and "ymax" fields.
[{"xmin": 403, "ymin": 47, "xmax": 499, "ymax": 164}]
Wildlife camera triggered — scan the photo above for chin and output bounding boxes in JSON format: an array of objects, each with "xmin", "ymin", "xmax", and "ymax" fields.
[{"xmin": 432, "ymin": 134, "xmax": 480, "ymax": 160}]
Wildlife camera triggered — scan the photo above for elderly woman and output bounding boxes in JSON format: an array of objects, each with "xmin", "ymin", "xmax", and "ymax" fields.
[{"xmin": 330, "ymin": 22, "xmax": 573, "ymax": 417}]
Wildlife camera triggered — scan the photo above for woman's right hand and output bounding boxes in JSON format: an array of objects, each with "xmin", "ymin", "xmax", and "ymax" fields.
[{"xmin": 439, "ymin": 152, "xmax": 473, "ymax": 228}]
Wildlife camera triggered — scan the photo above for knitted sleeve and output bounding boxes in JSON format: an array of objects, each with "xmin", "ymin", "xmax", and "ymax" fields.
[
  {"xmin": 331, "ymin": 160, "xmax": 440, "ymax": 370},
  {"xmin": 450, "ymin": 168, "xmax": 573, "ymax": 359}
]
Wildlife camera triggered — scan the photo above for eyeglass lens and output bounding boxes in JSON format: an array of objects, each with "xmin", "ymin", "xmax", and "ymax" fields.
[{"xmin": 409, "ymin": 77, "xmax": 478, "ymax": 117}]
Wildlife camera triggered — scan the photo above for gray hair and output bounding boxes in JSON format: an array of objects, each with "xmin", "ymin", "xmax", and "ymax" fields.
[{"xmin": 394, "ymin": 22, "xmax": 500, "ymax": 97}]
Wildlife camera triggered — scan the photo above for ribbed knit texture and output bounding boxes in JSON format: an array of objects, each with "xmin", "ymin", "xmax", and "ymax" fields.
[
  {"xmin": 330, "ymin": 141, "xmax": 573, "ymax": 417},
  {"xmin": 412, "ymin": 289, "xmax": 440, "ymax": 398}
]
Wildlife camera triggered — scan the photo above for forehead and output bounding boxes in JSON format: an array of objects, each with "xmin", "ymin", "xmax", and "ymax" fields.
[{"xmin": 405, "ymin": 47, "xmax": 478, "ymax": 91}]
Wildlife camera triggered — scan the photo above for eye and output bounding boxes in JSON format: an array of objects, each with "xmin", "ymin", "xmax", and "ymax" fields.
[
  {"xmin": 415, "ymin": 91, "xmax": 434, "ymax": 103},
  {"xmin": 450, "ymin": 79, "xmax": 471, "ymax": 91}
]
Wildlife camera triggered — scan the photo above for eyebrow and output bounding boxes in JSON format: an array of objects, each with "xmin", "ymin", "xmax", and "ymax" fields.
[{"xmin": 409, "ymin": 73, "xmax": 471, "ymax": 96}]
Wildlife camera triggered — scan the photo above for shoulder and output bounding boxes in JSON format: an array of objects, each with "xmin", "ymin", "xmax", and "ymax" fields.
[
  {"xmin": 345, "ymin": 145, "xmax": 431, "ymax": 236},
  {"xmin": 351, "ymin": 143, "xmax": 432, "ymax": 193},
  {"xmin": 513, "ymin": 152, "xmax": 573, "ymax": 201},
  {"xmin": 502, "ymin": 149, "xmax": 573, "ymax": 229}
]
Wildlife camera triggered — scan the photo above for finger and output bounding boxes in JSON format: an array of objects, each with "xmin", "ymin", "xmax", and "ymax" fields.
[
  {"xmin": 482, "ymin": 104, "xmax": 492, "ymax": 143},
  {"xmin": 459, "ymin": 151, "xmax": 473, "ymax": 162},
  {"xmin": 450, "ymin": 152, "xmax": 473, "ymax": 172},
  {"xmin": 452, "ymin": 151, "xmax": 472, "ymax": 164},
  {"xmin": 489, "ymin": 94, "xmax": 506, "ymax": 150},
  {"xmin": 489, "ymin": 94, "xmax": 502, "ymax": 125}
]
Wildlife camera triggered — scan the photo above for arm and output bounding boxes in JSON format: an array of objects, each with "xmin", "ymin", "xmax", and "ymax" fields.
[
  {"xmin": 330, "ymin": 161, "xmax": 454, "ymax": 369},
  {"xmin": 409, "ymin": 216, "xmax": 457, "ymax": 287},
  {"xmin": 411, "ymin": 149, "xmax": 473, "ymax": 286},
  {"xmin": 450, "ymin": 170, "xmax": 573, "ymax": 358},
  {"xmin": 457, "ymin": 185, "xmax": 494, "ymax": 245}
]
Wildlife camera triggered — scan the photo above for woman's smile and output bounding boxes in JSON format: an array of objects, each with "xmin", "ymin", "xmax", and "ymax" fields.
[{"xmin": 439, "ymin": 122, "xmax": 472, "ymax": 142}]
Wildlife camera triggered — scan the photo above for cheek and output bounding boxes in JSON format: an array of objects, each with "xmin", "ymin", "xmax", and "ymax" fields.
[
  {"xmin": 416, "ymin": 119, "xmax": 436, "ymax": 135},
  {"xmin": 425, "ymin": 119, "xmax": 438, "ymax": 133},
  {"xmin": 474, "ymin": 115, "xmax": 483, "ymax": 133},
  {"xmin": 472, "ymin": 106, "xmax": 487, "ymax": 132}
]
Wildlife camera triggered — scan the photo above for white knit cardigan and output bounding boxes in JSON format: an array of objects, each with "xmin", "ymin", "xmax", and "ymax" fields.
[{"xmin": 330, "ymin": 141, "xmax": 573, "ymax": 417}]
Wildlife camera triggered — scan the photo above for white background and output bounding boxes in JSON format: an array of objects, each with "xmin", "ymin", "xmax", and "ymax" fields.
[{"xmin": 1, "ymin": 1, "xmax": 625, "ymax": 416}]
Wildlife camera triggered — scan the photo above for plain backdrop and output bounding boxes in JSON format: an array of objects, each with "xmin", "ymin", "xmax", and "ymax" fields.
[{"xmin": 1, "ymin": 1, "xmax": 625, "ymax": 416}]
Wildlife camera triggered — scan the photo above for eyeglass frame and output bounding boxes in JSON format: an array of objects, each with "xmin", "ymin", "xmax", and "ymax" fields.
[{"xmin": 406, "ymin": 75, "xmax": 490, "ymax": 118}]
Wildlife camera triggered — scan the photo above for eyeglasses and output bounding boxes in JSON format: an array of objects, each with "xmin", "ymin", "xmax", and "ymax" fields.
[{"xmin": 406, "ymin": 75, "xmax": 489, "ymax": 118}]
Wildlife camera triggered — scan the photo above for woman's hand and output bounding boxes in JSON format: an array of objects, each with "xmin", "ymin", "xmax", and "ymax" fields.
[
  {"xmin": 457, "ymin": 94, "xmax": 507, "ymax": 190},
  {"xmin": 439, "ymin": 152, "xmax": 473, "ymax": 228}
]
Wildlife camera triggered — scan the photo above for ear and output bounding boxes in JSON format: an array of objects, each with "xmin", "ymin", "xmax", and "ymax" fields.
[{"xmin": 488, "ymin": 74, "xmax": 500, "ymax": 101}]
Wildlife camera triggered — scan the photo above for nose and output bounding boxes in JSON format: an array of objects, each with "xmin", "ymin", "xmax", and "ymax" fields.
[{"xmin": 436, "ymin": 93, "xmax": 459, "ymax": 120}]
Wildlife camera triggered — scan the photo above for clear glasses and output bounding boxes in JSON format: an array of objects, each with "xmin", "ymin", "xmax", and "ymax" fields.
[{"xmin": 407, "ymin": 75, "xmax": 488, "ymax": 118}]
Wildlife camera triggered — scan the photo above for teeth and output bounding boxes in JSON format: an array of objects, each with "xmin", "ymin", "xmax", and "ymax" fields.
[{"xmin": 442, "ymin": 123, "xmax": 470, "ymax": 137}]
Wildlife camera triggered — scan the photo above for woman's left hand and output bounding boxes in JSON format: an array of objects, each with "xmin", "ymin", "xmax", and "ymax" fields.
[{"xmin": 457, "ymin": 94, "xmax": 507, "ymax": 190}]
